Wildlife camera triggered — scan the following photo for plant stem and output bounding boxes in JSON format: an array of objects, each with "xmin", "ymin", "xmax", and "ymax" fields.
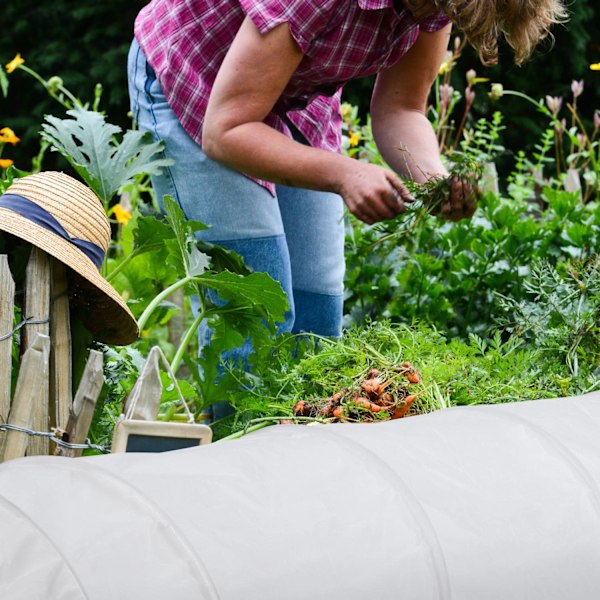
[
  {"xmin": 105, "ymin": 242, "xmax": 164, "ymax": 283},
  {"xmin": 219, "ymin": 415, "xmax": 331, "ymax": 441},
  {"xmin": 219, "ymin": 422, "xmax": 273, "ymax": 440},
  {"xmin": 137, "ymin": 274, "xmax": 195, "ymax": 331},
  {"xmin": 171, "ymin": 311, "xmax": 204, "ymax": 374},
  {"xmin": 500, "ymin": 90, "xmax": 552, "ymax": 118},
  {"xmin": 566, "ymin": 103, "xmax": 597, "ymax": 172},
  {"xmin": 452, "ymin": 99, "xmax": 473, "ymax": 151},
  {"xmin": 18, "ymin": 65, "xmax": 79, "ymax": 109}
]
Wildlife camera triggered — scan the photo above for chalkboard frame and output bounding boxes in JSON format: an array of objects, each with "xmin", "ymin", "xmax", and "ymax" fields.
[{"xmin": 111, "ymin": 420, "xmax": 213, "ymax": 454}]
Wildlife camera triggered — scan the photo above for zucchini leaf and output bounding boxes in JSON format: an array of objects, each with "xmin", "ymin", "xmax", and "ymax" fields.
[{"xmin": 41, "ymin": 106, "xmax": 173, "ymax": 205}]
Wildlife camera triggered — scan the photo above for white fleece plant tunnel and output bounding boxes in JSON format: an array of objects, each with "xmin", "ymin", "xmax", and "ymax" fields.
[{"xmin": 1, "ymin": 392, "xmax": 600, "ymax": 600}]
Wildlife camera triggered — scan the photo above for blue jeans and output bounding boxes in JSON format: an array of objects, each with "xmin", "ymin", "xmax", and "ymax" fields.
[
  {"xmin": 128, "ymin": 41, "xmax": 345, "ymax": 421},
  {"xmin": 127, "ymin": 39, "xmax": 345, "ymax": 339}
]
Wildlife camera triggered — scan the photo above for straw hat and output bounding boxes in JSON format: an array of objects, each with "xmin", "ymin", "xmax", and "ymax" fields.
[{"xmin": 0, "ymin": 171, "xmax": 139, "ymax": 345}]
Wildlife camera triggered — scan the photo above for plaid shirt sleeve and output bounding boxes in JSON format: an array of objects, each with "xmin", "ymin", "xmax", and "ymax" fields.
[
  {"xmin": 419, "ymin": 11, "xmax": 451, "ymax": 33},
  {"xmin": 238, "ymin": 0, "xmax": 340, "ymax": 54}
]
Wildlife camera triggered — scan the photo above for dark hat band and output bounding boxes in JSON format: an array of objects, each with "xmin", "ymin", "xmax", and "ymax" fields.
[{"xmin": 0, "ymin": 194, "xmax": 105, "ymax": 269}]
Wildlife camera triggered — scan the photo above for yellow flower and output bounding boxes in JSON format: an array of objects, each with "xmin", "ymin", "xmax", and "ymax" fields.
[
  {"xmin": 0, "ymin": 159, "xmax": 14, "ymax": 168},
  {"xmin": 348, "ymin": 131, "xmax": 361, "ymax": 147},
  {"xmin": 5, "ymin": 53, "xmax": 24, "ymax": 74},
  {"xmin": 0, "ymin": 127, "xmax": 20, "ymax": 145},
  {"xmin": 590, "ymin": 62, "xmax": 600, "ymax": 71},
  {"xmin": 439, "ymin": 51, "xmax": 460, "ymax": 75},
  {"xmin": 112, "ymin": 203, "xmax": 133, "ymax": 226}
]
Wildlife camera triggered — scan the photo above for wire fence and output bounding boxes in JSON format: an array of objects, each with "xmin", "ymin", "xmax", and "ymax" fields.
[{"xmin": 0, "ymin": 423, "xmax": 110, "ymax": 453}]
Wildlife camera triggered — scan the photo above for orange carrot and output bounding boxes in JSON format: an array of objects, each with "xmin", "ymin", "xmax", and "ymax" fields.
[
  {"xmin": 320, "ymin": 404, "xmax": 333, "ymax": 416},
  {"xmin": 380, "ymin": 392, "xmax": 393, "ymax": 405},
  {"xmin": 391, "ymin": 394, "xmax": 417, "ymax": 419},
  {"xmin": 354, "ymin": 397, "xmax": 382, "ymax": 412},
  {"xmin": 293, "ymin": 400, "xmax": 306, "ymax": 416},
  {"xmin": 361, "ymin": 378, "xmax": 382, "ymax": 395},
  {"xmin": 407, "ymin": 371, "xmax": 420, "ymax": 384}
]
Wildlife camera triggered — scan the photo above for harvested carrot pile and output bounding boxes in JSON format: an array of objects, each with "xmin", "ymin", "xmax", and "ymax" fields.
[{"xmin": 292, "ymin": 362, "xmax": 421, "ymax": 423}]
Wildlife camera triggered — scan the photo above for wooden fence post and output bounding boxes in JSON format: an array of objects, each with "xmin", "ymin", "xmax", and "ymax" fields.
[
  {"xmin": 0, "ymin": 255, "xmax": 14, "ymax": 426},
  {"xmin": 22, "ymin": 247, "xmax": 51, "ymax": 456},
  {"xmin": 56, "ymin": 350, "xmax": 104, "ymax": 458},
  {"xmin": 0, "ymin": 255, "xmax": 15, "ymax": 458},
  {"xmin": 50, "ymin": 259, "xmax": 72, "ymax": 438},
  {"xmin": 1, "ymin": 334, "xmax": 50, "ymax": 463},
  {"xmin": 123, "ymin": 346, "xmax": 162, "ymax": 422}
]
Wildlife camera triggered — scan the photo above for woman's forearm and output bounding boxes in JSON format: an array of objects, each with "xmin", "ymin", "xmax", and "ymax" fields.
[
  {"xmin": 203, "ymin": 118, "xmax": 413, "ymax": 224},
  {"xmin": 203, "ymin": 119, "xmax": 351, "ymax": 193},
  {"xmin": 371, "ymin": 108, "xmax": 448, "ymax": 184}
]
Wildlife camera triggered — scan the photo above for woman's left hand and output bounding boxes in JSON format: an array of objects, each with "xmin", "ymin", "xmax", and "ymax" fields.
[{"xmin": 434, "ymin": 175, "xmax": 478, "ymax": 222}]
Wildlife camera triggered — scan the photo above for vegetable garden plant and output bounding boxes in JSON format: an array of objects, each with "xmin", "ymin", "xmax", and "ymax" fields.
[{"xmin": 1, "ymin": 48, "xmax": 599, "ymax": 445}]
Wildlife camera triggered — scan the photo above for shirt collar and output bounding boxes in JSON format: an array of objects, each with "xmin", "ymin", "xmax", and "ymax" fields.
[{"xmin": 358, "ymin": 0, "xmax": 394, "ymax": 9}]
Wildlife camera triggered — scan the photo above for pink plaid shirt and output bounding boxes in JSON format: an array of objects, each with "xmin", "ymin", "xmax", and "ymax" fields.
[{"xmin": 135, "ymin": 0, "xmax": 449, "ymax": 193}]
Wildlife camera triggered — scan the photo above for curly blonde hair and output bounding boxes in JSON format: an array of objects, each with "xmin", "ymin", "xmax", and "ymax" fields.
[{"xmin": 405, "ymin": 0, "xmax": 569, "ymax": 65}]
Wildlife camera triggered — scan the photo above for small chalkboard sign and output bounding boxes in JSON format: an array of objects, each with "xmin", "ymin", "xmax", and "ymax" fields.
[{"xmin": 111, "ymin": 420, "xmax": 213, "ymax": 454}]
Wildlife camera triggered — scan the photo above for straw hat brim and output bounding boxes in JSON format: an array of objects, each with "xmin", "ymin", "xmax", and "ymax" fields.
[{"xmin": 0, "ymin": 207, "xmax": 139, "ymax": 345}]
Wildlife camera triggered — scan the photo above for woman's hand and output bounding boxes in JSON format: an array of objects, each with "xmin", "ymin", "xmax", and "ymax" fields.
[
  {"xmin": 429, "ymin": 174, "xmax": 478, "ymax": 222},
  {"xmin": 337, "ymin": 162, "xmax": 414, "ymax": 224}
]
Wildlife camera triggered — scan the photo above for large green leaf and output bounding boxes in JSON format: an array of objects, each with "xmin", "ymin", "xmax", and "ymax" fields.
[
  {"xmin": 163, "ymin": 195, "xmax": 210, "ymax": 277},
  {"xmin": 198, "ymin": 271, "xmax": 288, "ymax": 326},
  {"xmin": 41, "ymin": 106, "xmax": 173, "ymax": 205},
  {"xmin": 134, "ymin": 214, "xmax": 174, "ymax": 255}
]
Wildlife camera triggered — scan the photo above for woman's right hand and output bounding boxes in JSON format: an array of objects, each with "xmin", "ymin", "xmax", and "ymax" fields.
[{"xmin": 337, "ymin": 161, "xmax": 414, "ymax": 224}]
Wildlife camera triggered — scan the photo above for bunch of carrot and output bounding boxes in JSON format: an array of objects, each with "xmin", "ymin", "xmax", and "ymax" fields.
[{"xmin": 292, "ymin": 362, "xmax": 421, "ymax": 423}]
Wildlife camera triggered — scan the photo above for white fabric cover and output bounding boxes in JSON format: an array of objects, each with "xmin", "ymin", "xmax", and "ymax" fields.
[{"xmin": 1, "ymin": 393, "xmax": 600, "ymax": 599}]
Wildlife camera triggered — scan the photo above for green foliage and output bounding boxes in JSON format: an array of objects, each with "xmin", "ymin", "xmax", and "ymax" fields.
[
  {"xmin": 344, "ymin": 189, "xmax": 600, "ymax": 338},
  {"xmin": 496, "ymin": 258, "xmax": 600, "ymax": 377},
  {"xmin": 88, "ymin": 344, "xmax": 146, "ymax": 449},
  {"xmin": 341, "ymin": 88, "xmax": 600, "ymax": 342},
  {"xmin": 460, "ymin": 112, "xmax": 506, "ymax": 163},
  {"xmin": 220, "ymin": 319, "xmax": 595, "ymax": 437},
  {"xmin": 122, "ymin": 196, "xmax": 289, "ymax": 413},
  {"xmin": 41, "ymin": 107, "xmax": 173, "ymax": 206},
  {"xmin": 162, "ymin": 195, "xmax": 210, "ymax": 277},
  {"xmin": 1, "ymin": 62, "xmax": 291, "ymax": 442}
]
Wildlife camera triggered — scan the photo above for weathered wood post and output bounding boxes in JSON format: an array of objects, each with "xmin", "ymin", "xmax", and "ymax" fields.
[
  {"xmin": 21, "ymin": 247, "xmax": 51, "ymax": 456},
  {"xmin": 1, "ymin": 333, "xmax": 50, "ymax": 462},
  {"xmin": 0, "ymin": 255, "xmax": 15, "ymax": 458},
  {"xmin": 50, "ymin": 259, "xmax": 73, "ymax": 437},
  {"xmin": 56, "ymin": 350, "xmax": 104, "ymax": 458},
  {"xmin": 0, "ymin": 255, "xmax": 14, "ymax": 426},
  {"xmin": 123, "ymin": 346, "xmax": 162, "ymax": 421}
]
